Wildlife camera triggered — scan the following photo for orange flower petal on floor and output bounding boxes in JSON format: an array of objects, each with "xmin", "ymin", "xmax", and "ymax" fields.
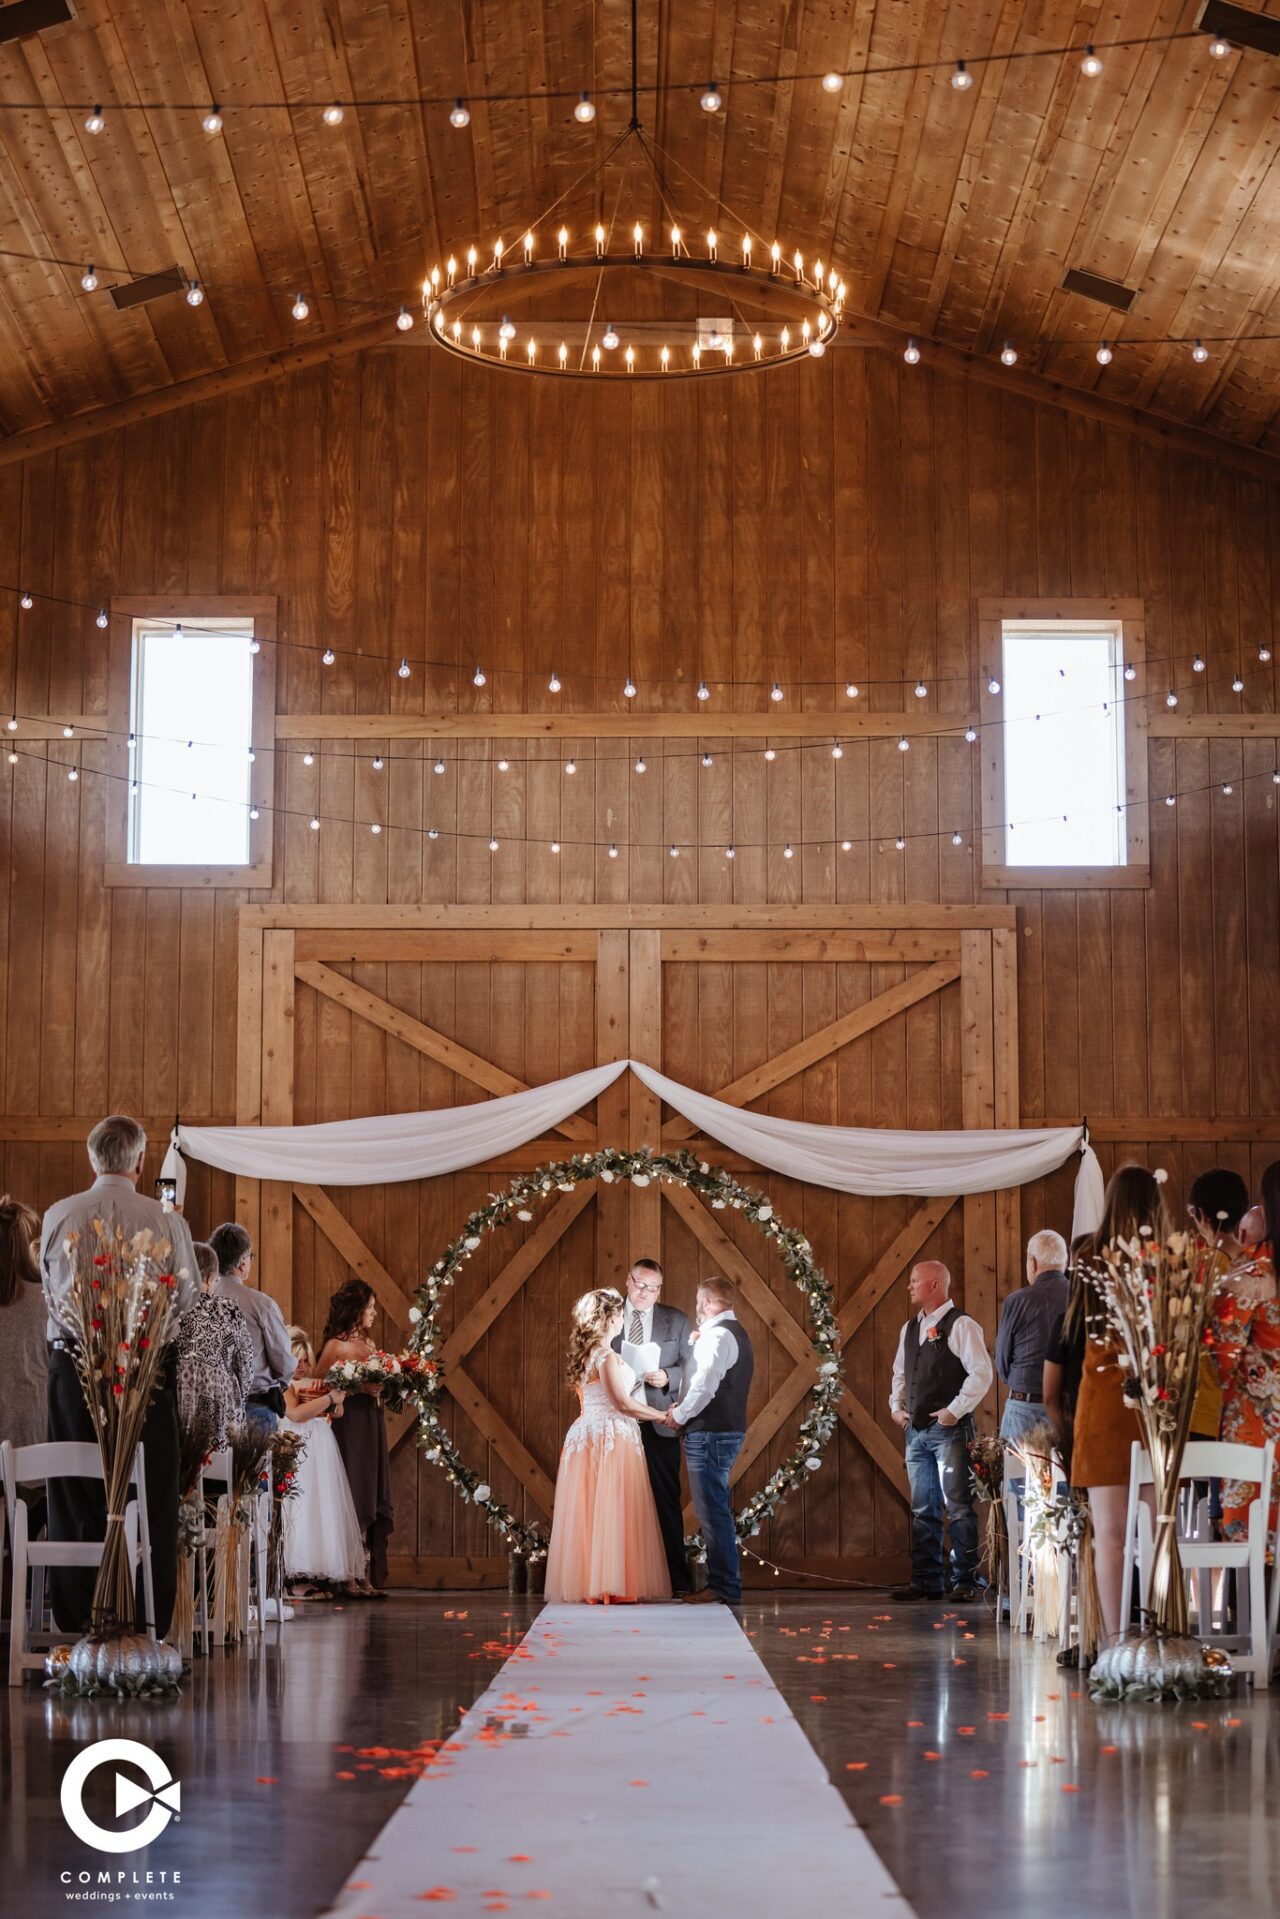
[
  {"xmin": 879, "ymin": 1794, "xmax": 904, "ymax": 1805},
  {"xmin": 969, "ymin": 1769, "xmax": 989, "ymax": 1778},
  {"xmin": 845, "ymin": 1762, "xmax": 868, "ymax": 1770},
  {"xmin": 415, "ymin": 1891, "xmax": 456, "ymax": 1903}
]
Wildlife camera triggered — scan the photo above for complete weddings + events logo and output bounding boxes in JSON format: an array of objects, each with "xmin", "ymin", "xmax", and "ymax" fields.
[{"xmin": 57, "ymin": 1739, "xmax": 184, "ymax": 1905}]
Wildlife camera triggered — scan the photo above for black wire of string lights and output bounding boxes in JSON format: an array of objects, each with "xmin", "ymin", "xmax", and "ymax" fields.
[{"xmin": 6, "ymin": 727, "xmax": 1278, "ymax": 863}]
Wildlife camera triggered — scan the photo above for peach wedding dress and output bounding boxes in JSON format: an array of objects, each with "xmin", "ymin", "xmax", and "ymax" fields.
[{"xmin": 544, "ymin": 1348, "xmax": 672, "ymax": 1603}]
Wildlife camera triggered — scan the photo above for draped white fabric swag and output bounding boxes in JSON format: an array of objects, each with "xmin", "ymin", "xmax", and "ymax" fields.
[{"xmin": 165, "ymin": 1059, "xmax": 1104, "ymax": 1238}]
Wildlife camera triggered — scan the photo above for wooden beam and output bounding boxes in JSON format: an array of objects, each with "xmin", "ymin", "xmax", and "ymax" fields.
[
  {"xmin": 832, "ymin": 312, "xmax": 1280, "ymax": 482},
  {"xmin": 660, "ymin": 1181, "xmax": 813, "ymax": 1369},
  {"xmin": 295, "ymin": 959, "xmax": 594, "ymax": 1142},
  {"xmin": 242, "ymin": 905, "xmax": 1019, "ymax": 931},
  {"xmin": 0, "ymin": 317, "xmax": 401, "ymax": 469},
  {"xmin": 838, "ymin": 1196, "xmax": 961, "ymax": 1344},
  {"xmin": 273, "ymin": 709, "xmax": 972, "ymax": 740},
  {"xmin": 1038, "ymin": 1116, "xmax": 1280, "ymax": 1141},
  {"xmin": 294, "ymin": 930, "xmax": 599, "ymax": 962},
  {"xmin": 661, "ymin": 932, "xmax": 960, "ymax": 962},
  {"xmin": 1150, "ymin": 713, "xmax": 1280, "ymax": 738},
  {"xmin": 444, "ymin": 1360, "xmax": 556, "ymax": 1516},
  {"xmin": 0, "ymin": 1114, "xmax": 234, "ymax": 1141},
  {"xmin": 294, "ymin": 1185, "xmax": 411, "ymax": 1332},
  {"xmin": 258, "ymin": 931, "xmax": 295, "ymax": 1318},
  {"xmin": 837, "ymin": 1392, "xmax": 913, "ymax": 1493},
  {"xmin": 438, "ymin": 1183, "xmax": 596, "ymax": 1370},
  {"xmin": 663, "ymin": 960, "xmax": 961, "ymax": 1139}
]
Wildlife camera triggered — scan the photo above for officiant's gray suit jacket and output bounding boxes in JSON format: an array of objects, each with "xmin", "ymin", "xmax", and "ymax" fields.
[{"xmin": 612, "ymin": 1302, "xmax": 693, "ymax": 1438}]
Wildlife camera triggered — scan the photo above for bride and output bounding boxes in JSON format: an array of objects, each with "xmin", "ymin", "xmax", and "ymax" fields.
[{"xmin": 544, "ymin": 1288, "xmax": 673, "ymax": 1604}]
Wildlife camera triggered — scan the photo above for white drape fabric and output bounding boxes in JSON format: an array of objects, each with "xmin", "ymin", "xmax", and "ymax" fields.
[{"xmin": 170, "ymin": 1059, "xmax": 1104, "ymax": 1229}]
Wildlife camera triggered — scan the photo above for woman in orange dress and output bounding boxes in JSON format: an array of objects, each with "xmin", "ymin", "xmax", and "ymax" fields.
[
  {"xmin": 1065, "ymin": 1164, "xmax": 1168, "ymax": 1643},
  {"xmin": 1210, "ymin": 1161, "xmax": 1280, "ymax": 1543},
  {"xmin": 545, "ymin": 1288, "xmax": 673, "ymax": 1605}
]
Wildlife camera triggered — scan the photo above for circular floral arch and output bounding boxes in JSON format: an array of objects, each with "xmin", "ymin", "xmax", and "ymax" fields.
[{"xmin": 402, "ymin": 1146, "xmax": 843, "ymax": 1561}]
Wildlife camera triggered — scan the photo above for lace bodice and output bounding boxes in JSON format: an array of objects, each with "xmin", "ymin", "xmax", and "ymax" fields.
[{"xmin": 562, "ymin": 1348, "xmax": 643, "ymax": 1458}]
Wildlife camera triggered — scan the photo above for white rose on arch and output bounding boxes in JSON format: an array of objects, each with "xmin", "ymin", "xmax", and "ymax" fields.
[{"xmin": 473, "ymin": 1483, "xmax": 492, "ymax": 1503}]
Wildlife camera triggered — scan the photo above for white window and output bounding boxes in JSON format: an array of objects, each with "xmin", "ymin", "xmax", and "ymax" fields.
[
  {"xmin": 129, "ymin": 620, "xmax": 256, "ymax": 865},
  {"xmin": 978, "ymin": 600, "xmax": 1148, "ymax": 889},
  {"xmin": 1001, "ymin": 625, "xmax": 1125, "ymax": 867}
]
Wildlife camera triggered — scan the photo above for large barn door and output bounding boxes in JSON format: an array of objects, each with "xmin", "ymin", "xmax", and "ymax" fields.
[{"xmin": 236, "ymin": 908, "xmax": 1016, "ymax": 1586}]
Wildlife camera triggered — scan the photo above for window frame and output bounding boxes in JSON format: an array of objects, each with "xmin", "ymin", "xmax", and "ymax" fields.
[
  {"xmin": 105, "ymin": 595, "xmax": 277, "ymax": 889},
  {"xmin": 977, "ymin": 597, "xmax": 1149, "ymax": 891}
]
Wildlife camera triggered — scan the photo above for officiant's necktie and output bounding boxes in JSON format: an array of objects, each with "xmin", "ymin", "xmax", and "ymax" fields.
[{"xmin": 628, "ymin": 1307, "xmax": 643, "ymax": 1346}]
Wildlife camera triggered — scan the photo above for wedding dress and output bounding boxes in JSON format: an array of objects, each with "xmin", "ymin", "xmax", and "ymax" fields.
[
  {"xmin": 283, "ymin": 1410, "xmax": 368, "ymax": 1583},
  {"xmin": 544, "ymin": 1348, "xmax": 673, "ymax": 1603}
]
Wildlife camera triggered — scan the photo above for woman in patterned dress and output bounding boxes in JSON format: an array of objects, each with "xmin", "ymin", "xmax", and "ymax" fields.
[
  {"xmin": 1210, "ymin": 1161, "xmax": 1280, "ymax": 1542},
  {"xmin": 176, "ymin": 1241, "xmax": 256, "ymax": 1448}
]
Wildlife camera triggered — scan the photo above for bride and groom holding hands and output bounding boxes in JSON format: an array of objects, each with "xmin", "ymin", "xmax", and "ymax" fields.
[{"xmin": 544, "ymin": 1258, "xmax": 754, "ymax": 1607}]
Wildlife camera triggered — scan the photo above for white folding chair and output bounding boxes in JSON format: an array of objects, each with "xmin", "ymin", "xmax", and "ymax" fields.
[
  {"xmin": 1, "ymin": 1439, "xmax": 154, "ymax": 1685},
  {"xmin": 1120, "ymin": 1437, "xmax": 1274, "ymax": 1685},
  {"xmin": 1001, "ymin": 1469, "xmax": 1029, "ymax": 1628},
  {"xmin": 200, "ymin": 1447, "xmax": 232, "ymax": 1646}
]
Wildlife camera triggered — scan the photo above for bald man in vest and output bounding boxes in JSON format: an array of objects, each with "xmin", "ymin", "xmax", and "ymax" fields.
[{"xmin": 889, "ymin": 1259, "xmax": 993, "ymax": 1602}]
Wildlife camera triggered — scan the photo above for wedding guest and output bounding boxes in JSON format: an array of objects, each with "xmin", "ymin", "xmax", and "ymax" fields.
[
  {"xmin": 176, "ymin": 1242, "xmax": 256, "ymax": 1451},
  {"xmin": 1065, "ymin": 1163, "xmax": 1166, "ymax": 1642},
  {"xmin": 610, "ymin": 1256, "xmax": 694, "ymax": 1596},
  {"xmin": 1210, "ymin": 1159, "xmax": 1280, "ymax": 1543},
  {"xmin": 0, "ymin": 1197, "xmax": 49, "ymax": 1611},
  {"xmin": 209, "ymin": 1221, "xmax": 296, "ymax": 1436},
  {"xmin": 888, "ymin": 1260, "xmax": 993, "ymax": 1603},
  {"xmin": 545, "ymin": 1289, "xmax": 671, "ymax": 1604},
  {"xmin": 663, "ymin": 1276, "xmax": 755, "ymax": 1607},
  {"xmin": 0, "ymin": 1196, "xmax": 47, "ymax": 1458},
  {"xmin": 40, "ymin": 1114, "xmax": 198, "ymax": 1637},
  {"xmin": 995, "ymin": 1230, "xmax": 1070, "ymax": 1444},
  {"xmin": 281, "ymin": 1328, "xmax": 365, "ymax": 1599},
  {"xmin": 317, "ymin": 1280, "xmax": 393, "ymax": 1596}
]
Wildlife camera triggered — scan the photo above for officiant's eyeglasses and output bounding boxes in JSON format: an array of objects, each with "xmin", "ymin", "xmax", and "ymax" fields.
[{"xmin": 629, "ymin": 1277, "xmax": 662, "ymax": 1293}]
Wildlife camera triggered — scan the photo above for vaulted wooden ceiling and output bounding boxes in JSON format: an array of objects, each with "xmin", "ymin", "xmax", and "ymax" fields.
[{"xmin": 0, "ymin": 0, "xmax": 1279, "ymax": 452}]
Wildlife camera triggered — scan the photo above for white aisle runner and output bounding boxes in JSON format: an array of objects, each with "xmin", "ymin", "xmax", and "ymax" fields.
[{"xmin": 322, "ymin": 1604, "xmax": 913, "ymax": 1919}]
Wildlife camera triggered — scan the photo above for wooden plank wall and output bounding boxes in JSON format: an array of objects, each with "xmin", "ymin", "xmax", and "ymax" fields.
[{"xmin": 1, "ymin": 346, "xmax": 1279, "ymax": 1573}]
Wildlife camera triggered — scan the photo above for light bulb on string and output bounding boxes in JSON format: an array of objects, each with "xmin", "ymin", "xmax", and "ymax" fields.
[
  {"xmin": 85, "ymin": 105, "xmax": 105, "ymax": 134},
  {"xmin": 370, "ymin": 821, "xmax": 382, "ymax": 834},
  {"xmin": 186, "ymin": 280, "xmax": 204, "ymax": 307},
  {"xmin": 1261, "ymin": 646, "xmax": 1273, "ymax": 663},
  {"xmin": 965, "ymin": 725, "xmax": 977, "ymax": 743},
  {"xmin": 987, "ymin": 674, "xmax": 1001, "ymax": 695},
  {"xmin": 783, "ymin": 844, "xmax": 794, "ymax": 860},
  {"xmin": 564, "ymin": 758, "xmax": 576, "ymax": 775},
  {"xmin": 1233, "ymin": 674, "xmax": 1245, "ymax": 693},
  {"xmin": 1080, "ymin": 45, "xmax": 1103, "ymax": 76},
  {"xmin": 831, "ymin": 742, "xmax": 844, "ymax": 758},
  {"xmin": 822, "ymin": 70, "xmax": 843, "ymax": 93},
  {"xmin": 96, "ymin": 608, "xmax": 109, "ymax": 629},
  {"xmin": 764, "ymin": 747, "xmax": 777, "ymax": 762},
  {"xmin": 309, "ymin": 814, "xmax": 320, "ymax": 831},
  {"xmin": 951, "ymin": 830, "xmax": 963, "ymax": 846},
  {"xmin": 428, "ymin": 826, "xmax": 439, "ymax": 840},
  {"xmin": 322, "ymin": 646, "xmax": 335, "ymax": 664},
  {"xmin": 303, "ymin": 752, "xmax": 314, "ymax": 766},
  {"xmin": 845, "ymin": 682, "xmax": 859, "ymax": 698},
  {"xmin": 574, "ymin": 91, "xmax": 596, "ymax": 123},
  {"xmin": 1123, "ymin": 662, "xmax": 1137, "ymax": 681},
  {"xmin": 63, "ymin": 725, "xmax": 74, "ymax": 739},
  {"xmin": 903, "ymin": 338, "xmax": 921, "ymax": 364},
  {"xmin": 896, "ymin": 836, "xmax": 906, "ymax": 851},
  {"xmin": 489, "ymin": 836, "xmax": 499, "ymax": 852},
  {"xmin": 497, "ymin": 758, "xmax": 509, "ymax": 772},
  {"xmin": 202, "ymin": 104, "xmax": 223, "ymax": 134},
  {"xmin": 548, "ymin": 670, "xmax": 561, "ymax": 693},
  {"xmin": 725, "ymin": 845, "xmax": 735, "ymax": 859},
  {"xmin": 898, "ymin": 735, "xmax": 910, "ymax": 752},
  {"xmin": 841, "ymin": 839, "xmax": 852, "ymax": 852},
  {"xmin": 1208, "ymin": 36, "xmax": 1232, "ymax": 57},
  {"xmin": 81, "ymin": 266, "xmax": 98, "ymax": 292},
  {"xmin": 433, "ymin": 758, "xmax": 445, "ymax": 775},
  {"xmin": 20, "ymin": 591, "xmax": 32, "ymax": 609},
  {"xmin": 770, "ymin": 681, "xmax": 784, "ymax": 702},
  {"xmin": 249, "ymin": 637, "xmax": 260, "ymax": 653},
  {"xmin": 1222, "ymin": 783, "xmax": 1234, "ymax": 796},
  {"xmin": 914, "ymin": 678, "xmax": 928, "ymax": 699},
  {"xmin": 634, "ymin": 756, "xmax": 646, "ymax": 774},
  {"xmin": 5, "ymin": 716, "xmax": 15, "ymax": 731},
  {"xmin": 1165, "ymin": 793, "xmax": 1176, "ymax": 806},
  {"xmin": 372, "ymin": 756, "xmax": 384, "ymax": 770},
  {"xmin": 323, "ymin": 103, "xmax": 345, "ymax": 125},
  {"xmin": 608, "ymin": 843, "xmax": 618, "ymax": 859},
  {"xmin": 1096, "ymin": 340, "xmax": 1113, "ymax": 365},
  {"xmin": 396, "ymin": 306, "xmax": 414, "ymax": 331},
  {"xmin": 696, "ymin": 680, "xmax": 710, "ymax": 701},
  {"xmin": 550, "ymin": 840, "xmax": 560, "ymax": 854},
  {"xmin": 700, "ymin": 82, "xmax": 722, "ymax": 112},
  {"xmin": 1166, "ymin": 689, "xmax": 1179, "ymax": 708},
  {"xmin": 1192, "ymin": 339, "xmax": 1209, "ymax": 363},
  {"xmin": 449, "ymin": 98, "xmax": 470, "ymax": 128},
  {"xmin": 473, "ymin": 666, "xmax": 486, "ymax": 686},
  {"xmin": 951, "ymin": 62, "xmax": 973, "ymax": 90},
  {"xmin": 398, "ymin": 657, "xmax": 411, "ymax": 678},
  {"xmin": 999, "ymin": 341, "xmax": 1017, "ymax": 366},
  {"xmin": 1193, "ymin": 654, "xmax": 1205, "ymax": 672},
  {"xmin": 292, "ymin": 293, "xmax": 310, "ymax": 321},
  {"xmin": 602, "ymin": 322, "xmax": 619, "ymax": 350},
  {"xmin": 623, "ymin": 676, "xmax": 637, "ymax": 698},
  {"xmin": 701, "ymin": 752, "xmax": 713, "ymax": 768},
  {"xmin": 67, "ymin": 766, "xmax": 78, "ymax": 782},
  {"xmin": 669, "ymin": 844, "xmax": 680, "ymax": 859}
]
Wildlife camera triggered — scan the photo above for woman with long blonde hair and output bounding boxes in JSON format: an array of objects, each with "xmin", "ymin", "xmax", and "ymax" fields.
[{"xmin": 544, "ymin": 1288, "xmax": 672, "ymax": 1604}]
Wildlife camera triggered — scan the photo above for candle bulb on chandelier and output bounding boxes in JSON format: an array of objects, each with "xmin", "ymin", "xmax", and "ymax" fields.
[
  {"xmin": 633, "ymin": 222, "xmax": 644, "ymax": 257},
  {"xmin": 742, "ymin": 234, "xmax": 752, "ymax": 266},
  {"xmin": 466, "ymin": 246, "xmax": 477, "ymax": 274},
  {"xmin": 557, "ymin": 227, "xmax": 568, "ymax": 259},
  {"xmin": 625, "ymin": 345, "xmax": 635, "ymax": 371},
  {"xmin": 660, "ymin": 345, "xmax": 670, "ymax": 372},
  {"xmin": 753, "ymin": 333, "xmax": 763, "ymax": 360},
  {"xmin": 446, "ymin": 256, "xmax": 457, "ymax": 286},
  {"xmin": 707, "ymin": 228, "xmax": 717, "ymax": 261},
  {"xmin": 793, "ymin": 250, "xmax": 804, "ymax": 282},
  {"xmin": 523, "ymin": 231, "xmax": 533, "ymax": 264},
  {"xmin": 558, "ymin": 342, "xmax": 568, "ymax": 368},
  {"xmin": 595, "ymin": 223, "xmax": 605, "ymax": 257},
  {"xmin": 592, "ymin": 345, "xmax": 602, "ymax": 371},
  {"xmin": 770, "ymin": 240, "xmax": 781, "ymax": 275},
  {"xmin": 671, "ymin": 225, "xmax": 682, "ymax": 256},
  {"xmin": 493, "ymin": 237, "xmax": 504, "ymax": 270}
]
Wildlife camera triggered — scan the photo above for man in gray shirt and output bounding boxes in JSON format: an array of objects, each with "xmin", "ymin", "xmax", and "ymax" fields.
[
  {"xmin": 208, "ymin": 1220, "xmax": 296, "ymax": 1434},
  {"xmin": 40, "ymin": 1114, "xmax": 198, "ymax": 1637},
  {"xmin": 994, "ymin": 1229, "xmax": 1071, "ymax": 1444}
]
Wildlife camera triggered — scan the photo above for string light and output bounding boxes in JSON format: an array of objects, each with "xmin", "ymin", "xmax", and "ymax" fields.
[
  {"xmin": 202, "ymin": 104, "xmax": 224, "ymax": 134},
  {"xmin": 1166, "ymin": 689, "xmax": 1179, "ymax": 707},
  {"xmin": 428, "ymin": 826, "xmax": 439, "ymax": 840},
  {"xmin": 433, "ymin": 758, "xmax": 446, "ymax": 775},
  {"xmin": 449, "ymin": 98, "xmax": 471, "ymax": 128},
  {"xmin": 323, "ymin": 103, "xmax": 345, "ymax": 126},
  {"xmin": 635, "ymin": 756, "xmax": 647, "ymax": 774},
  {"xmin": 1123, "ymin": 662, "xmax": 1137, "ymax": 681},
  {"xmin": 696, "ymin": 680, "xmax": 710, "ymax": 701},
  {"xmin": 965, "ymin": 725, "xmax": 978, "ymax": 743},
  {"xmin": 725, "ymin": 844, "xmax": 735, "ymax": 859},
  {"xmin": 770, "ymin": 682, "xmax": 784, "ymax": 702},
  {"xmin": 845, "ymin": 682, "xmax": 859, "ymax": 698},
  {"xmin": 700, "ymin": 82, "xmax": 722, "ymax": 112},
  {"xmin": 1192, "ymin": 339, "xmax": 1209, "ymax": 363},
  {"xmin": 186, "ymin": 280, "xmax": 204, "ymax": 307},
  {"xmin": 302, "ymin": 752, "xmax": 314, "ymax": 766},
  {"xmin": 19, "ymin": 591, "xmax": 32, "ymax": 609},
  {"xmin": 669, "ymin": 844, "xmax": 680, "ymax": 858},
  {"xmin": 950, "ymin": 62, "xmax": 973, "ymax": 90},
  {"xmin": 322, "ymin": 646, "xmax": 335, "ymax": 664},
  {"xmin": 914, "ymin": 679, "xmax": 928, "ymax": 699},
  {"xmin": 309, "ymin": 814, "xmax": 320, "ymax": 830},
  {"xmin": 623, "ymin": 676, "xmax": 637, "ymax": 698},
  {"xmin": 565, "ymin": 758, "xmax": 576, "ymax": 775},
  {"xmin": 831, "ymin": 742, "xmax": 844, "ymax": 758},
  {"xmin": 1096, "ymin": 340, "xmax": 1113, "ymax": 365},
  {"xmin": 1260, "ymin": 646, "xmax": 1272, "ymax": 663},
  {"xmin": 5, "ymin": 716, "xmax": 15, "ymax": 730},
  {"xmin": 999, "ymin": 341, "xmax": 1017, "ymax": 366},
  {"xmin": 896, "ymin": 835, "xmax": 906, "ymax": 850},
  {"xmin": 1165, "ymin": 794, "xmax": 1176, "ymax": 806},
  {"xmin": 764, "ymin": 747, "xmax": 776, "ymax": 762},
  {"xmin": 903, "ymin": 339, "xmax": 921, "ymax": 364},
  {"xmin": 1193, "ymin": 654, "xmax": 1205, "ymax": 672},
  {"xmin": 701, "ymin": 752, "xmax": 714, "ymax": 769},
  {"xmin": 898, "ymin": 735, "xmax": 910, "ymax": 752},
  {"xmin": 548, "ymin": 670, "xmax": 561, "ymax": 693},
  {"xmin": 489, "ymin": 836, "xmax": 499, "ymax": 852},
  {"xmin": 1208, "ymin": 36, "xmax": 1232, "ymax": 57},
  {"xmin": 473, "ymin": 666, "xmax": 486, "ymax": 686},
  {"xmin": 372, "ymin": 756, "xmax": 384, "ymax": 770},
  {"xmin": 370, "ymin": 821, "xmax": 382, "ymax": 834},
  {"xmin": 822, "ymin": 71, "xmax": 843, "ymax": 93},
  {"xmin": 608, "ymin": 843, "xmax": 618, "ymax": 859},
  {"xmin": 84, "ymin": 105, "xmax": 105, "ymax": 134},
  {"xmin": 574, "ymin": 90, "xmax": 596, "ymax": 123},
  {"xmin": 1233, "ymin": 674, "xmax": 1245, "ymax": 693},
  {"xmin": 1080, "ymin": 45, "xmax": 1103, "ymax": 76},
  {"xmin": 952, "ymin": 830, "xmax": 963, "ymax": 845},
  {"xmin": 67, "ymin": 766, "xmax": 78, "ymax": 782},
  {"xmin": 80, "ymin": 266, "xmax": 98, "ymax": 292},
  {"xmin": 398, "ymin": 657, "xmax": 411, "ymax": 678},
  {"xmin": 842, "ymin": 839, "xmax": 852, "ymax": 852},
  {"xmin": 1222, "ymin": 783, "xmax": 1234, "ymax": 796},
  {"xmin": 396, "ymin": 305, "xmax": 414, "ymax": 331},
  {"xmin": 96, "ymin": 608, "xmax": 108, "ymax": 629},
  {"xmin": 497, "ymin": 757, "xmax": 509, "ymax": 771},
  {"xmin": 783, "ymin": 844, "xmax": 794, "ymax": 859}
]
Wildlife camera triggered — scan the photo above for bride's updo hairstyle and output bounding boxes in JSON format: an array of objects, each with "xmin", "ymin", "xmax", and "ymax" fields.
[{"xmin": 566, "ymin": 1287, "xmax": 624, "ymax": 1387}]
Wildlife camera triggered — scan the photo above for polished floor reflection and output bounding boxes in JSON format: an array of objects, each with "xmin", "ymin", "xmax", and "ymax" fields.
[{"xmin": 2, "ymin": 1592, "xmax": 1277, "ymax": 1919}]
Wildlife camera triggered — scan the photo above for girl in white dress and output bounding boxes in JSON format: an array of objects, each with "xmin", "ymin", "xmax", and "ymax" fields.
[{"xmin": 282, "ymin": 1327, "xmax": 368, "ymax": 1597}]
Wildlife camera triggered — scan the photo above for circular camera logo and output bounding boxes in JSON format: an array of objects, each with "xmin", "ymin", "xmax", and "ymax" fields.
[{"xmin": 61, "ymin": 1739, "xmax": 181, "ymax": 1854}]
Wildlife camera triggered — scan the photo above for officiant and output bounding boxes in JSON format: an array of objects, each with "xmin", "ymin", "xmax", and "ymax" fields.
[{"xmin": 612, "ymin": 1257, "xmax": 693, "ymax": 1596}]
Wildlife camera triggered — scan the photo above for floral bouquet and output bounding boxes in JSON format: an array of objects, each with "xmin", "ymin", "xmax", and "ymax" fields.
[
  {"xmin": 1086, "ymin": 1223, "xmax": 1233, "ymax": 1700},
  {"xmin": 172, "ymin": 1402, "xmax": 220, "ymax": 1656},
  {"xmin": 212, "ymin": 1421, "xmax": 273, "ymax": 1641},
  {"xmin": 967, "ymin": 1434, "xmax": 1008, "ymax": 1599},
  {"xmin": 324, "ymin": 1347, "xmax": 432, "ymax": 1414},
  {"xmin": 266, "ymin": 1426, "xmax": 305, "ymax": 1601}
]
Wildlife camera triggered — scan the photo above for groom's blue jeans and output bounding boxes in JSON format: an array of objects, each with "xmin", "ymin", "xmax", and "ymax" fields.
[
  {"xmin": 682, "ymin": 1430, "xmax": 744, "ymax": 1603},
  {"xmin": 904, "ymin": 1415, "xmax": 978, "ymax": 1592}
]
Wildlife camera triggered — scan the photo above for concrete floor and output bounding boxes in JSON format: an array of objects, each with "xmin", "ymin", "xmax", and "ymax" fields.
[{"xmin": 3, "ymin": 1592, "xmax": 1278, "ymax": 1919}]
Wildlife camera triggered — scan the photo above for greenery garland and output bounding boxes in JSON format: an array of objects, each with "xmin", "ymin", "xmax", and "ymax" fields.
[{"xmin": 393, "ymin": 1146, "xmax": 843, "ymax": 1563}]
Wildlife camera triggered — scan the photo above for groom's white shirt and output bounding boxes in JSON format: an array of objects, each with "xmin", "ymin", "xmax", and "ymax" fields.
[{"xmin": 671, "ymin": 1309, "xmax": 739, "ymax": 1426}]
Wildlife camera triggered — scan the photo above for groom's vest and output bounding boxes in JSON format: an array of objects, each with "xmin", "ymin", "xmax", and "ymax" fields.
[{"xmin": 681, "ymin": 1319, "xmax": 753, "ymax": 1435}]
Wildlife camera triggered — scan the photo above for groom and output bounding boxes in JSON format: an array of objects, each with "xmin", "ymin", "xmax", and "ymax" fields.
[
  {"xmin": 662, "ymin": 1276, "xmax": 753, "ymax": 1607},
  {"xmin": 612, "ymin": 1257, "xmax": 694, "ymax": 1597}
]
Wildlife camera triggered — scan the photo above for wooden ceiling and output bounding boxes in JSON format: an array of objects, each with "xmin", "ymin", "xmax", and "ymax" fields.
[{"xmin": 1, "ymin": 0, "xmax": 1279, "ymax": 453}]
